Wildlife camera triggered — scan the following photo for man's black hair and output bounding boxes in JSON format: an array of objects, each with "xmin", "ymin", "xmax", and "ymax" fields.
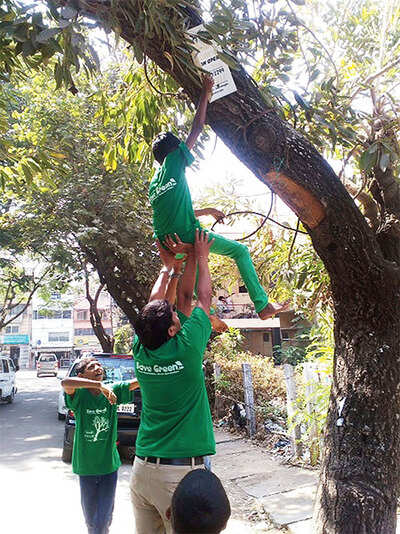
[
  {"xmin": 171, "ymin": 469, "xmax": 231, "ymax": 534},
  {"xmin": 134, "ymin": 299, "xmax": 173, "ymax": 350},
  {"xmin": 152, "ymin": 132, "xmax": 180, "ymax": 165},
  {"xmin": 75, "ymin": 356, "xmax": 96, "ymax": 375}
]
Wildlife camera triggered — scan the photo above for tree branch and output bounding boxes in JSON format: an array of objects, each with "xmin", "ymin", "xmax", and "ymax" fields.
[
  {"xmin": 0, "ymin": 268, "xmax": 52, "ymax": 330},
  {"xmin": 350, "ymin": 57, "xmax": 400, "ymax": 102}
]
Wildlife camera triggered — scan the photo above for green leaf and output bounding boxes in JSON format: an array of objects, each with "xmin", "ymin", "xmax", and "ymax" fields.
[
  {"xmin": 359, "ymin": 149, "xmax": 377, "ymax": 171},
  {"xmin": 60, "ymin": 6, "xmax": 78, "ymax": 20},
  {"xmin": 293, "ymin": 91, "xmax": 310, "ymax": 110},
  {"xmin": 88, "ymin": 44, "xmax": 100, "ymax": 69},
  {"xmin": 36, "ymin": 27, "xmax": 62, "ymax": 44},
  {"xmin": 367, "ymin": 143, "xmax": 378, "ymax": 153},
  {"xmin": 379, "ymin": 152, "xmax": 390, "ymax": 173},
  {"xmin": 217, "ymin": 51, "xmax": 239, "ymax": 70},
  {"xmin": 132, "ymin": 43, "xmax": 143, "ymax": 64},
  {"xmin": 22, "ymin": 39, "xmax": 36, "ymax": 57}
]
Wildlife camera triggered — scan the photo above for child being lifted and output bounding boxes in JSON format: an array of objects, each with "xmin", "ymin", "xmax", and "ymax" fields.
[{"xmin": 150, "ymin": 75, "xmax": 287, "ymax": 320}]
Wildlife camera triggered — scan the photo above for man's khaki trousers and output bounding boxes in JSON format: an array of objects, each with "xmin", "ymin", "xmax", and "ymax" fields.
[{"xmin": 130, "ymin": 456, "xmax": 205, "ymax": 534}]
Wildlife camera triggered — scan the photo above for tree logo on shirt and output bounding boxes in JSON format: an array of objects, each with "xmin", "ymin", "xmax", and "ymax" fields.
[
  {"xmin": 92, "ymin": 415, "xmax": 109, "ymax": 441},
  {"xmin": 149, "ymin": 178, "xmax": 177, "ymax": 203}
]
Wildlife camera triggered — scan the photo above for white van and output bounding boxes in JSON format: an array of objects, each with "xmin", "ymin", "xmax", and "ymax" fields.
[
  {"xmin": 0, "ymin": 355, "xmax": 17, "ymax": 404},
  {"xmin": 37, "ymin": 353, "xmax": 58, "ymax": 377}
]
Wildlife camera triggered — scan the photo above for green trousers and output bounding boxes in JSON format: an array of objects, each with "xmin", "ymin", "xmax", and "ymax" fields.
[
  {"xmin": 207, "ymin": 230, "xmax": 268, "ymax": 314},
  {"xmin": 159, "ymin": 224, "xmax": 269, "ymax": 313}
]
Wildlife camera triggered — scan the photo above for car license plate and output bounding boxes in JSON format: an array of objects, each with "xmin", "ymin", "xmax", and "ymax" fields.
[{"xmin": 118, "ymin": 403, "xmax": 135, "ymax": 414}]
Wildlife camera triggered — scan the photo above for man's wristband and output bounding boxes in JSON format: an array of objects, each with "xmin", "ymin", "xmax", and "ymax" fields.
[
  {"xmin": 160, "ymin": 268, "xmax": 170, "ymax": 274},
  {"xmin": 170, "ymin": 272, "xmax": 182, "ymax": 279}
]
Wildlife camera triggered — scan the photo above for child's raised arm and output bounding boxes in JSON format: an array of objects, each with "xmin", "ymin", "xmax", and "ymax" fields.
[{"xmin": 185, "ymin": 75, "xmax": 214, "ymax": 150}]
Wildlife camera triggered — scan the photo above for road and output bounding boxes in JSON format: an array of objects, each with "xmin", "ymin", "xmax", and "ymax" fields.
[
  {"xmin": 0, "ymin": 369, "xmax": 135, "ymax": 533},
  {"xmin": 0, "ymin": 370, "xmax": 274, "ymax": 533}
]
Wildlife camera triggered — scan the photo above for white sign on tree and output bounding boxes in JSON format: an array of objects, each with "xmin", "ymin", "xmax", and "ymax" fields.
[{"xmin": 188, "ymin": 24, "xmax": 237, "ymax": 103}]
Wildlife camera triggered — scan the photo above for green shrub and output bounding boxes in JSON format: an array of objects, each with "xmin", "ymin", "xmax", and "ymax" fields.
[{"xmin": 205, "ymin": 329, "xmax": 286, "ymax": 427}]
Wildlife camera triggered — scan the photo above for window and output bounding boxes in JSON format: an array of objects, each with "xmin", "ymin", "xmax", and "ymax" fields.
[
  {"xmin": 77, "ymin": 311, "xmax": 88, "ymax": 321},
  {"xmin": 5, "ymin": 325, "xmax": 19, "ymax": 334},
  {"xmin": 238, "ymin": 285, "xmax": 248, "ymax": 294},
  {"xmin": 48, "ymin": 332, "xmax": 69, "ymax": 342},
  {"xmin": 39, "ymin": 355, "xmax": 56, "ymax": 362},
  {"xmin": 75, "ymin": 327, "xmax": 112, "ymax": 336},
  {"xmin": 75, "ymin": 328, "xmax": 93, "ymax": 336},
  {"xmin": 50, "ymin": 292, "xmax": 61, "ymax": 300},
  {"xmin": 2, "ymin": 359, "xmax": 9, "ymax": 373},
  {"xmin": 33, "ymin": 309, "xmax": 72, "ymax": 320},
  {"xmin": 9, "ymin": 304, "xmax": 25, "ymax": 316},
  {"xmin": 263, "ymin": 333, "xmax": 270, "ymax": 342}
]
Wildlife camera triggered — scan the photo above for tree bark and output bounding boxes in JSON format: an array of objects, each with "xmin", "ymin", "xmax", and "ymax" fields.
[
  {"xmin": 315, "ymin": 299, "xmax": 400, "ymax": 534},
  {"xmin": 81, "ymin": 241, "xmax": 152, "ymax": 326},
  {"xmin": 87, "ymin": 282, "xmax": 114, "ymax": 353},
  {"xmin": 71, "ymin": 2, "xmax": 400, "ymax": 531}
]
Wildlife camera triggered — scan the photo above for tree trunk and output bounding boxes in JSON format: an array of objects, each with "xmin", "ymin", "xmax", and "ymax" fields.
[
  {"xmin": 71, "ymin": 2, "xmax": 400, "ymax": 531},
  {"xmin": 81, "ymin": 236, "xmax": 153, "ymax": 326},
  {"xmin": 315, "ymin": 296, "xmax": 400, "ymax": 533},
  {"xmin": 88, "ymin": 299, "xmax": 114, "ymax": 353},
  {"xmin": 83, "ymin": 275, "xmax": 116, "ymax": 353}
]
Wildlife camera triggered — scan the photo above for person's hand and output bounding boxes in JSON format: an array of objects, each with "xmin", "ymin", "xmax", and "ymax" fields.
[
  {"xmin": 101, "ymin": 385, "xmax": 117, "ymax": 405},
  {"xmin": 156, "ymin": 239, "xmax": 175, "ymax": 269},
  {"xmin": 209, "ymin": 208, "xmax": 225, "ymax": 223},
  {"xmin": 164, "ymin": 234, "xmax": 193, "ymax": 255},
  {"xmin": 201, "ymin": 74, "xmax": 214, "ymax": 100},
  {"xmin": 195, "ymin": 229, "xmax": 215, "ymax": 260}
]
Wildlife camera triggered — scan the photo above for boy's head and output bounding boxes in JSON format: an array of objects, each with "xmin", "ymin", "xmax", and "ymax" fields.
[
  {"xmin": 134, "ymin": 299, "xmax": 181, "ymax": 350},
  {"xmin": 152, "ymin": 132, "xmax": 180, "ymax": 165},
  {"xmin": 76, "ymin": 357, "xmax": 104, "ymax": 381},
  {"xmin": 167, "ymin": 469, "xmax": 231, "ymax": 534}
]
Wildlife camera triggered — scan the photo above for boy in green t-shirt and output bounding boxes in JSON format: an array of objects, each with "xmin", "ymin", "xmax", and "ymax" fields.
[
  {"xmin": 150, "ymin": 75, "xmax": 289, "ymax": 321},
  {"xmin": 62, "ymin": 357, "xmax": 139, "ymax": 534}
]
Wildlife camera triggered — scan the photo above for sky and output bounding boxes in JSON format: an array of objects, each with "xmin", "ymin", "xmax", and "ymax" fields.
[{"xmin": 187, "ymin": 134, "xmax": 300, "ymax": 235}]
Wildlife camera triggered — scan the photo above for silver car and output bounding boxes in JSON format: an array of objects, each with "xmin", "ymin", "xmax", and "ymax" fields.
[{"xmin": 37, "ymin": 354, "xmax": 58, "ymax": 377}]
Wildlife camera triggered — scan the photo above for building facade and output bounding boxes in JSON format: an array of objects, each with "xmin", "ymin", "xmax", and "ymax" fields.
[
  {"xmin": 214, "ymin": 285, "xmax": 308, "ymax": 358},
  {"xmin": 0, "ymin": 303, "xmax": 32, "ymax": 369},
  {"xmin": 31, "ymin": 294, "xmax": 74, "ymax": 366}
]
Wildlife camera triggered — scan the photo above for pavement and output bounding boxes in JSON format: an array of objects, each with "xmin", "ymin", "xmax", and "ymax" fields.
[{"xmin": 213, "ymin": 428, "xmax": 317, "ymax": 533}]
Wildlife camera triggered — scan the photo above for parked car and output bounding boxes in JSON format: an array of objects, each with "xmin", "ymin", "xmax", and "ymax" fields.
[
  {"xmin": 0, "ymin": 355, "xmax": 18, "ymax": 404},
  {"xmin": 61, "ymin": 353, "xmax": 142, "ymax": 463},
  {"xmin": 37, "ymin": 353, "xmax": 58, "ymax": 378}
]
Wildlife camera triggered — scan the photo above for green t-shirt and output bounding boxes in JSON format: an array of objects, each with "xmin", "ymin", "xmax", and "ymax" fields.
[
  {"xmin": 65, "ymin": 382, "xmax": 131, "ymax": 476},
  {"xmin": 132, "ymin": 307, "xmax": 215, "ymax": 458},
  {"xmin": 149, "ymin": 141, "xmax": 201, "ymax": 242}
]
